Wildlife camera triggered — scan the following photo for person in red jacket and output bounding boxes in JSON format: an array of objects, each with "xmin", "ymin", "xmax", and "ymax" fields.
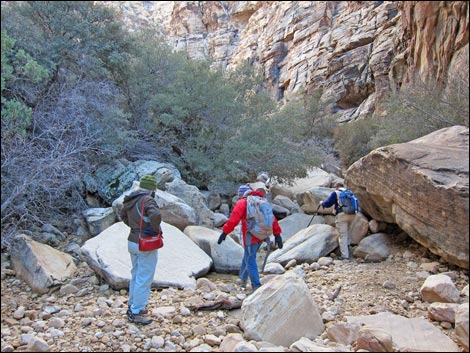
[{"xmin": 218, "ymin": 184, "xmax": 283, "ymax": 292}]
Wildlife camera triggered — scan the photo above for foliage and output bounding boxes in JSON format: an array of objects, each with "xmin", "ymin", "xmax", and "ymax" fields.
[
  {"xmin": 334, "ymin": 118, "xmax": 379, "ymax": 168},
  {"xmin": 126, "ymin": 45, "xmax": 336, "ymax": 187},
  {"xmin": 127, "ymin": 51, "xmax": 276, "ymax": 186},
  {"xmin": 1, "ymin": 1, "xmax": 131, "ymax": 75},
  {"xmin": 215, "ymin": 89, "xmax": 336, "ymax": 184},
  {"xmin": 334, "ymin": 54, "xmax": 469, "ymax": 168},
  {"xmin": 124, "ymin": 29, "xmax": 185, "ymax": 132},
  {"xmin": 225, "ymin": 61, "xmax": 274, "ymax": 118},
  {"xmin": 1, "ymin": 31, "xmax": 48, "ymax": 138},
  {"xmin": 1, "ymin": 2, "xmax": 133, "ymax": 244},
  {"xmin": 369, "ymin": 74, "xmax": 469, "ymax": 150}
]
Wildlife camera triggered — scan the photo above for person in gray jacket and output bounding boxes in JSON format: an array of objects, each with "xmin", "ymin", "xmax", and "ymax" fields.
[{"xmin": 120, "ymin": 174, "xmax": 162, "ymax": 325}]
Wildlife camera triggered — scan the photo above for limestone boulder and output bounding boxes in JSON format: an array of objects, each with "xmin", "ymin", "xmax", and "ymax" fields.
[
  {"xmin": 267, "ymin": 224, "xmax": 339, "ymax": 265},
  {"xmin": 184, "ymin": 225, "xmax": 243, "ymax": 274},
  {"xmin": 347, "ymin": 312, "xmax": 460, "ymax": 352},
  {"xmin": 80, "ymin": 221, "xmax": 213, "ymax": 289}
]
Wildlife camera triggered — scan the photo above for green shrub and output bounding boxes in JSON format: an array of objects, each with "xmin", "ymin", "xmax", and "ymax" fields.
[
  {"xmin": 334, "ymin": 118, "xmax": 379, "ymax": 168},
  {"xmin": 335, "ymin": 51, "xmax": 469, "ymax": 168},
  {"xmin": 369, "ymin": 74, "xmax": 469, "ymax": 150}
]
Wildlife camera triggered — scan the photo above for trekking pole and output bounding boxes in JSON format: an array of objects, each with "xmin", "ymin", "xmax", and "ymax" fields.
[
  {"xmin": 307, "ymin": 205, "xmax": 321, "ymax": 227},
  {"xmin": 261, "ymin": 237, "xmax": 272, "ymax": 273}
]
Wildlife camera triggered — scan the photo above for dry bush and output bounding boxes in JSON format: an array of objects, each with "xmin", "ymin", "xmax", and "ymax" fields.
[
  {"xmin": 335, "ymin": 49, "xmax": 469, "ymax": 167},
  {"xmin": 1, "ymin": 78, "xmax": 127, "ymax": 249}
]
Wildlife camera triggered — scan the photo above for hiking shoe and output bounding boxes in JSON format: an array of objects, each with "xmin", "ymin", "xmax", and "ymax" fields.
[
  {"xmin": 127, "ymin": 311, "xmax": 152, "ymax": 325},
  {"xmin": 249, "ymin": 285, "xmax": 261, "ymax": 295},
  {"xmin": 236, "ymin": 278, "xmax": 247, "ymax": 289}
]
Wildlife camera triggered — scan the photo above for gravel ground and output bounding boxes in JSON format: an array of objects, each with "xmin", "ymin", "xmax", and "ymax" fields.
[{"xmin": 1, "ymin": 236, "xmax": 468, "ymax": 352}]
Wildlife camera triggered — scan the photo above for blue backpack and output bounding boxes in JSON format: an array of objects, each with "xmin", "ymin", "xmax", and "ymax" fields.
[
  {"xmin": 337, "ymin": 189, "xmax": 360, "ymax": 214},
  {"xmin": 246, "ymin": 195, "xmax": 274, "ymax": 241}
]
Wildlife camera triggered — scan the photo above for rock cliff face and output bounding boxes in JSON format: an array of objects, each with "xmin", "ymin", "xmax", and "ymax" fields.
[{"xmin": 102, "ymin": 1, "xmax": 468, "ymax": 122}]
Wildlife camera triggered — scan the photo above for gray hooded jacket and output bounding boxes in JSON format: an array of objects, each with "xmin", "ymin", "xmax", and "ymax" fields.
[{"xmin": 120, "ymin": 190, "xmax": 162, "ymax": 243}]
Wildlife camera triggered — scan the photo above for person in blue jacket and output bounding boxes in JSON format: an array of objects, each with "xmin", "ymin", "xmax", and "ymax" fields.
[{"xmin": 319, "ymin": 182, "xmax": 355, "ymax": 259}]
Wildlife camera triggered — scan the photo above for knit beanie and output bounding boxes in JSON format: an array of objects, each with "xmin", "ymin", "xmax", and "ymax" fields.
[
  {"xmin": 238, "ymin": 184, "xmax": 252, "ymax": 197},
  {"xmin": 140, "ymin": 175, "xmax": 157, "ymax": 191}
]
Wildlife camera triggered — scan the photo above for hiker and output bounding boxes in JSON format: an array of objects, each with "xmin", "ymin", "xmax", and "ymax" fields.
[
  {"xmin": 217, "ymin": 184, "xmax": 283, "ymax": 292},
  {"xmin": 319, "ymin": 182, "xmax": 355, "ymax": 260},
  {"xmin": 120, "ymin": 175, "xmax": 162, "ymax": 325}
]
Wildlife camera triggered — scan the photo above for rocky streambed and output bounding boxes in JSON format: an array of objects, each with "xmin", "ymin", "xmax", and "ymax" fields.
[{"xmin": 1, "ymin": 237, "xmax": 468, "ymax": 352}]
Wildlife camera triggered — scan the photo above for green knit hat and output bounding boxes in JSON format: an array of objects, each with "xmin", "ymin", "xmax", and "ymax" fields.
[{"xmin": 140, "ymin": 174, "xmax": 157, "ymax": 191}]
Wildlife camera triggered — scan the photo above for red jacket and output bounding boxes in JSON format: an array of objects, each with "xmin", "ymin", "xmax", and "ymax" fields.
[{"xmin": 222, "ymin": 190, "xmax": 282, "ymax": 246}]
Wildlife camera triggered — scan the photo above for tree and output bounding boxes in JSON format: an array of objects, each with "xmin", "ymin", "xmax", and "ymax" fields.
[
  {"xmin": 334, "ymin": 49, "xmax": 469, "ymax": 168},
  {"xmin": 1, "ymin": 2, "xmax": 133, "ymax": 246},
  {"xmin": 1, "ymin": 31, "xmax": 49, "ymax": 138},
  {"xmin": 124, "ymin": 29, "xmax": 185, "ymax": 133}
]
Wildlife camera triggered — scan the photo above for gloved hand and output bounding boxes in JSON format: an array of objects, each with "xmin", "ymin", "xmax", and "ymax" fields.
[
  {"xmin": 274, "ymin": 235, "xmax": 283, "ymax": 249},
  {"xmin": 318, "ymin": 201, "xmax": 323, "ymax": 208},
  {"xmin": 217, "ymin": 233, "xmax": 227, "ymax": 244}
]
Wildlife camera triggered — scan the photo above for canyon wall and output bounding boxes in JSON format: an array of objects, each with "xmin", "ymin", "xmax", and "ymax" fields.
[{"xmin": 104, "ymin": 1, "xmax": 468, "ymax": 122}]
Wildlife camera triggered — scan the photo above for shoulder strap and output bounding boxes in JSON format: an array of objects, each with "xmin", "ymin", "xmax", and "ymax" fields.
[
  {"xmin": 136, "ymin": 195, "xmax": 153, "ymax": 219},
  {"xmin": 137, "ymin": 196, "xmax": 148, "ymax": 238}
]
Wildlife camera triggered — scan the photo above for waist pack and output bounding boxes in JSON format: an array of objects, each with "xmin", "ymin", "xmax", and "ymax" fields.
[
  {"xmin": 138, "ymin": 233, "xmax": 163, "ymax": 251},
  {"xmin": 246, "ymin": 195, "xmax": 274, "ymax": 241},
  {"xmin": 137, "ymin": 196, "xmax": 164, "ymax": 251}
]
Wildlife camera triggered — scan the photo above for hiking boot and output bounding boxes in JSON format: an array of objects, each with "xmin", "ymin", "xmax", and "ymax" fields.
[
  {"xmin": 236, "ymin": 278, "xmax": 247, "ymax": 289},
  {"xmin": 249, "ymin": 285, "xmax": 261, "ymax": 295},
  {"xmin": 127, "ymin": 311, "xmax": 152, "ymax": 325}
]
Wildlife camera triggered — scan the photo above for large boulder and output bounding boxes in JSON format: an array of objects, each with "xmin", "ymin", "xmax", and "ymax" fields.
[
  {"xmin": 241, "ymin": 272, "xmax": 324, "ymax": 347},
  {"xmin": 267, "ymin": 224, "xmax": 339, "ymax": 265},
  {"xmin": 347, "ymin": 126, "xmax": 469, "ymax": 269},
  {"xmin": 277, "ymin": 213, "xmax": 324, "ymax": 243},
  {"xmin": 80, "ymin": 222, "xmax": 213, "ymax": 289},
  {"xmin": 347, "ymin": 312, "xmax": 460, "ymax": 352},
  {"xmin": 165, "ymin": 178, "xmax": 215, "ymax": 228},
  {"xmin": 184, "ymin": 225, "xmax": 243, "ymax": 274},
  {"xmin": 92, "ymin": 159, "xmax": 180, "ymax": 204},
  {"xmin": 10, "ymin": 234, "xmax": 77, "ymax": 294}
]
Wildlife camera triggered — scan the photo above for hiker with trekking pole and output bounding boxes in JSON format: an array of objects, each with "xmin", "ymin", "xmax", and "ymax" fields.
[
  {"xmin": 319, "ymin": 182, "xmax": 360, "ymax": 260},
  {"xmin": 217, "ymin": 184, "xmax": 283, "ymax": 294}
]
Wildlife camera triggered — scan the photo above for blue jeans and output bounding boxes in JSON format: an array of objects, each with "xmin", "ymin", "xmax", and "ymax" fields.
[
  {"xmin": 128, "ymin": 241, "xmax": 158, "ymax": 314},
  {"xmin": 239, "ymin": 242, "xmax": 262, "ymax": 287}
]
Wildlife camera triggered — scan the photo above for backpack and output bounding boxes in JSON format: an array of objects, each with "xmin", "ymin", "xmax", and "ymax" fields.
[
  {"xmin": 245, "ymin": 195, "xmax": 274, "ymax": 240},
  {"xmin": 337, "ymin": 188, "xmax": 360, "ymax": 214}
]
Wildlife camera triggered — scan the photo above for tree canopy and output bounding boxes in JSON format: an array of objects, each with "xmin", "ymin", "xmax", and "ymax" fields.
[{"xmin": 1, "ymin": 1, "xmax": 330, "ymax": 242}]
